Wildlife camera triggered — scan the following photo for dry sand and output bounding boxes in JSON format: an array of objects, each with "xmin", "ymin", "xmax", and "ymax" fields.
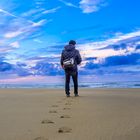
[{"xmin": 0, "ymin": 88, "xmax": 140, "ymax": 140}]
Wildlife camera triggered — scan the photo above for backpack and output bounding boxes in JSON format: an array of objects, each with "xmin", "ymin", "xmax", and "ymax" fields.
[{"xmin": 63, "ymin": 57, "xmax": 75, "ymax": 69}]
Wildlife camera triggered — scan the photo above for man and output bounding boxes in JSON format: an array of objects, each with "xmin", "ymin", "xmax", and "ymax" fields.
[{"xmin": 60, "ymin": 40, "xmax": 82, "ymax": 97}]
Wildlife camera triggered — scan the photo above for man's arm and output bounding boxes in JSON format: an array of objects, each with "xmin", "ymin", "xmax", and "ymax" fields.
[
  {"xmin": 76, "ymin": 50, "xmax": 82, "ymax": 65},
  {"xmin": 60, "ymin": 51, "xmax": 64, "ymax": 68}
]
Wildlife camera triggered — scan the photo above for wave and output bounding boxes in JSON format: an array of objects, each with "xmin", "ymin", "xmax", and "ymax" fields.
[{"xmin": 0, "ymin": 81, "xmax": 140, "ymax": 88}]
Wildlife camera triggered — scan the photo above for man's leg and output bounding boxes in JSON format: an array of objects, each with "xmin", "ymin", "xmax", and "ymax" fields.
[
  {"xmin": 65, "ymin": 72, "xmax": 70, "ymax": 96},
  {"xmin": 72, "ymin": 72, "xmax": 78, "ymax": 96}
]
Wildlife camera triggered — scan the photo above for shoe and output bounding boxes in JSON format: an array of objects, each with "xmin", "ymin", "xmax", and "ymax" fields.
[{"xmin": 75, "ymin": 94, "xmax": 79, "ymax": 97}]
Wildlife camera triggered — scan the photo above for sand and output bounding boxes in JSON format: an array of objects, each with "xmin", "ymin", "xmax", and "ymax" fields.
[{"xmin": 0, "ymin": 88, "xmax": 140, "ymax": 140}]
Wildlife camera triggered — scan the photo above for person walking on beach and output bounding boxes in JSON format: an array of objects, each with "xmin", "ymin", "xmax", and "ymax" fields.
[{"xmin": 60, "ymin": 40, "xmax": 82, "ymax": 97}]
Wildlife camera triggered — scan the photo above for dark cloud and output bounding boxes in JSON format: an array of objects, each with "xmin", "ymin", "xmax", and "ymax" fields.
[
  {"xmin": 136, "ymin": 44, "xmax": 140, "ymax": 50},
  {"xmin": 27, "ymin": 55, "xmax": 60, "ymax": 64},
  {"xmin": 0, "ymin": 51, "xmax": 140, "ymax": 77},
  {"xmin": 99, "ymin": 43, "xmax": 129, "ymax": 51},
  {"xmin": 15, "ymin": 67, "xmax": 32, "ymax": 76},
  {"xmin": 117, "ymin": 36, "xmax": 140, "ymax": 44},
  {"xmin": 104, "ymin": 53, "xmax": 140, "ymax": 66},
  {"xmin": 16, "ymin": 62, "xmax": 27, "ymax": 67},
  {"xmin": 0, "ymin": 60, "xmax": 32, "ymax": 76},
  {"xmin": 84, "ymin": 57, "xmax": 97, "ymax": 61},
  {"xmin": 32, "ymin": 45, "xmax": 64, "ymax": 56},
  {"xmin": 108, "ymin": 43, "xmax": 127, "ymax": 50},
  {"xmin": 33, "ymin": 61, "xmax": 63, "ymax": 76},
  {"xmin": 0, "ymin": 62, "xmax": 13, "ymax": 72},
  {"xmin": 0, "ymin": 57, "xmax": 5, "ymax": 62},
  {"xmin": 83, "ymin": 53, "xmax": 140, "ymax": 71},
  {"xmin": 84, "ymin": 62, "xmax": 100, "ymax": 69},
  {"xmin": 80, "ymin": 65, "xmax": 140, "ymax": 77},
  {"xmin": 99, "ymin": 36, "xmax": 140, "ymax": 51},
  {"xmin": 12, "ymin": 62, "xmax": 32, "ymax": 76}
]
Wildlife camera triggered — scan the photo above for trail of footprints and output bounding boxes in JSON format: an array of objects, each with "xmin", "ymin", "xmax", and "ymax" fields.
[{"xmin": 34, "ymin": 97, "xmax": 74, "ymax": 140}]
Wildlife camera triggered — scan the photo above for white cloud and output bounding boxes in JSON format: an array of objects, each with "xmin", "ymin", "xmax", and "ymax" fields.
[
  {"xmin": 3, "ymin": 18, "xmax": 50, "ymax": 39},
  {"xmin": 33, "ymin": 39, "xmax": 43, "ymax": 43},
  {"xmin": 10, "ymin": 41, "xmax": 20, "ymax": 48},
  {"xmin": 78, "ymin": 30, "xmax": 140, "ymax": 58},
  {"xmin": 79, "ymin": 0, "xmax": 106, "ymax": 13},
  {"xmin": 59, "ymin": 0, "xmax": 78, "ymax": 8},
  {"xmin": 0, "ymin": 8, "xmax": 17, "ymax": 17},
  {"xmin": 42, "ymin": 7, "xmax": 61, "ymax": 14},
  {"xmin": 0, "ymin": 47, "xmax": 12, "ymax": 53},
  {"xmin": 79, "ymin": 30, "xmax": 140, "ymax": 50},
  {"xmin": 4, "ymin": 30, "xmax": 23, "ymax": 38},
  {"xmin": 32, "ymin": 19, "xmax": 47, "ymax": 27},
  {"xmin": 21, "ymin": 8, "xmax": 44, "ymax": 17},
  {"xmin": 81, "ymin": 49, "xmax": 126, "ymax": 58}
]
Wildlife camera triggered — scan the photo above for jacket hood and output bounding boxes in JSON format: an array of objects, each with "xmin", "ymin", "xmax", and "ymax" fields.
[{"xmin": 64, "ymin": 44, "xmax": 75, "ymax": 51}]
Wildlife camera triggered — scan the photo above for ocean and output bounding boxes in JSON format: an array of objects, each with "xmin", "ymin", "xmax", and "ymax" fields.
[{"xmin": 0, "ymin": 81, "xmax": 140, "ymax": 88}]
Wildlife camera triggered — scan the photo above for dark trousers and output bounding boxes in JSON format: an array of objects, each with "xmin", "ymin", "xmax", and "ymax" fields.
[{"xmin": 65, "ymin": 71, "xmax": 78, "ymax": 95}]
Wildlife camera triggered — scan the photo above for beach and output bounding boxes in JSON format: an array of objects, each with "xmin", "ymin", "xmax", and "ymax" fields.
[{"xmin": 0, "ymin": 88, "xmax": 140, "ymax": 140}]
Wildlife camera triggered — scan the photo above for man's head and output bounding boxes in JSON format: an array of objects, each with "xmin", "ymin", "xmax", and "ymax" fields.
[{"xmin": 69, "ymin": 40, "xmax": 76, "ymax": 45}]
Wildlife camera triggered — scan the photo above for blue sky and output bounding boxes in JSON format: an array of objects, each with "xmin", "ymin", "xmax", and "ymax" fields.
[{"xmin": 0, "ymin": 0, "xmax": 140, "ymax": 84}]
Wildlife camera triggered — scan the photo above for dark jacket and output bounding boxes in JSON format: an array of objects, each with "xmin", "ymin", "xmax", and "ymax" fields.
[{"xmin": 60, "ymin": 44, "xmax": 82, "ymax": 72}]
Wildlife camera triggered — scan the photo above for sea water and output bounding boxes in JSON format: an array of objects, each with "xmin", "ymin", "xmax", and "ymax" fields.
[{"xmin": 0, "ymin": 81, "xmax": 140, "ymax": 88}]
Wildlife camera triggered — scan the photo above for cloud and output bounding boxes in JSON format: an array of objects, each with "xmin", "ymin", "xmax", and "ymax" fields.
[
  {"xmin": 104, "ymin": 53, "xmax": 140, "ymax": 66},
  {"xmin": 0, "ymin": 60, "xmax": 32, "ymax": 76},
  {"xmin": 84, "ymin": 62, "xmax": 100, "ymax": 69},
  {"xmin": 15, "ymin": 66, "xmax": 32, "ymax": 76},
  {"xmin": 33, "ymin": 39, "xmax": 43, "ymax": 43},
  {"xmin": 105, "ymin": 43, "xmax": 127, "ymax": 51},
  {"xmin": 79, "ymin": 0, "xmax": 107, "ymax": 13},
  {"xmin": 84, "ymin": 57, "xmax": 97, "ymax": 61},
  {"xmin": 33, "ymin": 61, "xmax": 63, "ymax": 76},
  {"xmin": 10, "ymin": 41, "xmax": 20, "ymax": 48},
  {"xmin": 0, "ymin": 8, "xmax": 17, "ymax": 18},
  {"xmin": 58, "ymin": 0, "xmax": 78, "ymax": 8},
  {"xmin": 4, "ymin": 30, "xmax": 23, "ymax": 38},
  {"xmin": 0, "ymin": 47, "xmax": 13, "ymax": 53},
  {"xmin": 83, "ymin": 53, "xmax": 140, "ymax": 70},
  {"xmin": 32, "ymin": 19, "xmax": 47, "ymax": 27},
  {"xmin": 79, "ymin": 30, "xmax": 140, "ymax": 59},
  {"xmin": 81, "ymin": 48, "xmax": 127, "ymax": 59},
  {"xmin": 3, "ymin": 18, "xmax": 48, "ymax": 39},
  {"xmin": 21, "ymin": 8, "xmax": 44, "ymax": 17},
  {"xmin": 25, "ymin": 54, "xmax": 61, "ymax": 68},
  {"xmin": 136, "ymin": 45, "xmax": 140, "ymax": 50},
  {"xmin": 80, "ymin": 54, "xmax": 140, "ymax": 79},
  {"xmin": 42, "ymin": 7, "xmax": 61, "ymax": 14},
  {"xmin": 58, "ymin": 0, "xmax": 106, "ymax": 13},
  {"xmin": 0, "ymin": 42, "xmax": 17, "ymax": 53},
  {"xmin": 0, "ymin": 6, "xmax": 50, "ymax": 41},
  {"xmin": 0, "ymin": 62, "xmax": 13, "ymax": 72}
]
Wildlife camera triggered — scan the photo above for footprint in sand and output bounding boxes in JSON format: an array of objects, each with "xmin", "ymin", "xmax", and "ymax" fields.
[
  {"xmin": 60, "ymin": 115, "xmax": 71, "ymax": 118},
  {"xmin": 41, "ymin": 119, "xmax": 54, "ymax": 124},
  {"xmin": 49, "ymin": 110, "xmax": 57, "ymax": 113},
  {"xmin": 58, "ymin": 127, "xmax": 72, "ymax": 133},
  {"xmin": 63, "ymin": 107, "xmax": 71, "ymax": 110},
  {"xmin": 51, "ymin": 105, "xmax": 58, "ymax": 108},
  {"xmin": 65, "ymin": 102, "xmax": 72, "ymax": 105},
  {"xmin": 34, "ymin": 136, "xmax": 48, "ymax": 140}
]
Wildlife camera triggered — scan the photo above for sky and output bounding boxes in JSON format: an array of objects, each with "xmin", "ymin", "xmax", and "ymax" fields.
[{"xmin": 0, "ymin": 0, "xmax": 140, "ymax": 84}]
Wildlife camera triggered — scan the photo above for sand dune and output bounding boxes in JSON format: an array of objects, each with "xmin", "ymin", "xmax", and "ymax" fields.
[{"xmin": 0, "ymin": 88, "xmax": 140, "ymax": 140}]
